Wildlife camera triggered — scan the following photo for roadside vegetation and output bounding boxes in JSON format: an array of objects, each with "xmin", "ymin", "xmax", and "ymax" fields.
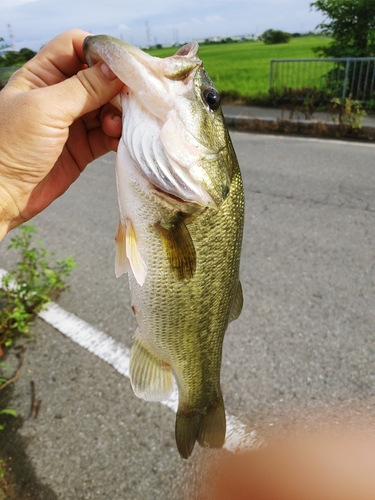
[
  {"xmin": 0, "ymin": 224, "xmax": 75, "ymax": 352},
  {"xmin": 0, "ymin": 224, "xmax": 75, "ymax": 483}
]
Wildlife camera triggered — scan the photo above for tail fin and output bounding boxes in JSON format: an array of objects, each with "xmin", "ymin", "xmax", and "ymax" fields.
[{"xmin": 175, "ymin": 396, "xmax": 226, "ymax": 459}]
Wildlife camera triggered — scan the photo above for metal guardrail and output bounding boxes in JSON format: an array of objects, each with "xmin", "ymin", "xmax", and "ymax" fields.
[
  {"xmin": 270, "ymin": 58, "xmax": 375, "ymax": 102},
  {"xmin": 0, "ymin": 67, "xmax": 19, "ymax": 87}
]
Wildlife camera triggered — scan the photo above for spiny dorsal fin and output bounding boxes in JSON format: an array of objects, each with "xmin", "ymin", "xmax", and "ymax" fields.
[
  {"xmin": 229, "ymin": 281, "xmax": 243, "ymax": 323},
  {"xmin": 155, "ymin": 215, "xmax": 196, "ymax": 280},
  {"xmin": 130, "ymin": 332, "xmax": 173, "ymax": 402}
]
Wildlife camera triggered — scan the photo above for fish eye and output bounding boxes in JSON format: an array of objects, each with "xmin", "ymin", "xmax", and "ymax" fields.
[{"xmin": 203, "ymin": 88, "xmax": 221, "ymax": 111}]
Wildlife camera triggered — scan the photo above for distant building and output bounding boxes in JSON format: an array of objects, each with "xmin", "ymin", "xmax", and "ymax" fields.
[{"xmin": 194, "ymin": 33, "xmax": 260, "ymax": 44}]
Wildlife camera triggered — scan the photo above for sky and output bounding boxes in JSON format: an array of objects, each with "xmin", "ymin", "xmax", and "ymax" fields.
[{"xmin": 0, "ymin": 0, "xmax": 325, "ymax": 51}]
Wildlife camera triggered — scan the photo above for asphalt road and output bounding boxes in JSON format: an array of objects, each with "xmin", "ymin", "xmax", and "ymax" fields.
[{"xmin": 1, "ymin": 131, "xmax": 375, "ymax": 499}]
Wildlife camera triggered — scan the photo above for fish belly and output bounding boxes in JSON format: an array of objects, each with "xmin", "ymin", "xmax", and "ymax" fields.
[{"xmin": 124, "ymin": 160, "xmax": 243, "ymax": 458}]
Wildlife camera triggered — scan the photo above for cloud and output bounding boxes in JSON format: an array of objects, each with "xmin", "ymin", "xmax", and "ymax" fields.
[
  {"xmin": 0, "ymin": 0, "xmax": 38, "ymax": 7},
  {"xmin": 205, "ymin": 15, "xmax": 224, "ymax": 23},
  {"xmin": 117, "ymin": 23, "xmax": 130, "ymax": 32},
  {"xmin": 1, "ymin": 0, "xmax": 325, "ymax": 51}
]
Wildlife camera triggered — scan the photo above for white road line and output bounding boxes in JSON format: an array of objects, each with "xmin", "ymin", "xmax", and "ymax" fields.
[
  {"xmin": 0, "ymin": 267, "xmax": 259, "ymax": 453},
  {"xmin": 38, "ymin": 302, "xmax": 131, "ymax": 378}
]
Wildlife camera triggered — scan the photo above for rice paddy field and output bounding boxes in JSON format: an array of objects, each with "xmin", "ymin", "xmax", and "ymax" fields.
[{"xmin": 148, "ymin": 36, "xmax": 331, "ymax": 101}]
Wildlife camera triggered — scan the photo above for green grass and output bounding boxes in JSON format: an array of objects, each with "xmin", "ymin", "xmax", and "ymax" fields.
[{"xmin": 147, "ymin": 36, "xmax": 331, "ymax": 101}]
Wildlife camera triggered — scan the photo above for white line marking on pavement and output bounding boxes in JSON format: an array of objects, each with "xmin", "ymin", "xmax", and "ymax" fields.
[
  {"xmin": 0, "ymin": 267, "xmax": 259, "ymax": 453},
  {"xmin": 38, "ymin": 302, "xmax": 131, "ymax": 378}
]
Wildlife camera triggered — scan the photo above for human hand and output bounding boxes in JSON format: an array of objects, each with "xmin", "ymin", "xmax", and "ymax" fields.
[
  {"xmin": 207, "ymin": 432, "xmax": 375, "ymax": 500},
  {"xmin": 0, "ymin": 28, "xmax": 124, "ymax": 240}
]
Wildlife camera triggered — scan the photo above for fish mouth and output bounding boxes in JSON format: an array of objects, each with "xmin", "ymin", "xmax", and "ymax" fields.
[
  {"xmin": 84, "ymin": 35, "xmax": 229, "ymax": 209},
  {"xmin": 83, "ymin": 35, "xmax": 201, "ymax": 100},
  {"xmin": 84, "ymin": 35, "xmax": 151, "ymax": 67}
]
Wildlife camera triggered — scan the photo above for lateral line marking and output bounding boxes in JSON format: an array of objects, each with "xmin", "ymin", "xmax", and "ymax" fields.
[{"xmin": 0, "ymin": 267, "xmax": 258, "ymax": 452}]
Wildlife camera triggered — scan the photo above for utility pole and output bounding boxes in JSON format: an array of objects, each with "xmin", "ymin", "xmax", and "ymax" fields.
[
  {"xmin": 145, "ymin": 21, "xmax": 152, "ymax": 47},
  {"xmin": 7, "ymin": 23, "xmax": 15, "ymax": 50}
]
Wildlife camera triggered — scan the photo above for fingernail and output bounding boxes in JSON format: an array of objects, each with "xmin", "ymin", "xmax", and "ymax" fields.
[
  {"xmin": 101, "ymin": 62, "xmax": 117, "ymax": 81},
  {"xmin": 112, "ymin": 114, "xmax": 122, "ymax": 124}
]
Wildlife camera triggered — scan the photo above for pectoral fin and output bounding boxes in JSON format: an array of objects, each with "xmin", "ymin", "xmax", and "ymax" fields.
[
  {"xmin": 229, "ymin": 281, "xmax": 243, "ymax": 322},
  {"xmin": 115, "ymin": 220, "xmax": 147, "ymax": 286},
  {"xmin": 125, "ymin": 220, "xmax": 148, "ymax": 286},
  {"xmin": 155, "ymin": 216, "xmax": 196, "ymax": 280},
  {"xmin": 115, "ymin": 221, "xmax": 129, "ymax": 278},
  {"xmin": 130, "ymin": 331, "xmax": 173, "ymax": 402}
]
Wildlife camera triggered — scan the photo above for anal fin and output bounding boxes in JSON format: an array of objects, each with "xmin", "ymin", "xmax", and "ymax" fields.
[
  {"xmin": 130, "ymin": 332, "xmax": 173, "ymax": 402},
  {"xmin": 155, "ymin": 215, "xmax": 196, "ymax": 280}
]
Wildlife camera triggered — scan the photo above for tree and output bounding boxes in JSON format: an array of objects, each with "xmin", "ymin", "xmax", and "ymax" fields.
[
  {"xmin": 260, "ymin": 29, "xmax": 291, "ymax": 45},
  {"xmin": 310, "ymin": 0, "xmax": 375, "ymax": 57},
  {"xmin": 0, "ymin": 46, "xmax": 37, "ymax": 67},
  {"xmin": 0, "ymin": 37, "xmax": 10, "ymax": 56},
  {"xmin": 19, "ymin": 47, "xmax": 37, "ymax": 61}
]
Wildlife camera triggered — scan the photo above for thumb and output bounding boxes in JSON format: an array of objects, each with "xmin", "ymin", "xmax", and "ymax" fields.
[{"xmin": 50, "ymin": 62, "xmax": 124, "ymax": 124}]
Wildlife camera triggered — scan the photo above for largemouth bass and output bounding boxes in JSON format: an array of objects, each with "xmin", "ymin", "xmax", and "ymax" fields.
[{"xmin": 84, "ymin": 36, "xmax": 244, "ymax": 459}]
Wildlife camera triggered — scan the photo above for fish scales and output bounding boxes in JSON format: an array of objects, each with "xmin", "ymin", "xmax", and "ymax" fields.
[{"xmin": 84, "ymin": 36, "xmax": 244, "ymax": 459}]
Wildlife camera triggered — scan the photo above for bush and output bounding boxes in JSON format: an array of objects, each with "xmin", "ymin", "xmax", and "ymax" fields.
[
  {"xmin": 0, "ymin": 224, "xmax": 75, "ymax": 350},
  {"xmin": 260, "ymin": 29, "xmax": 291, "ymax": 45}
]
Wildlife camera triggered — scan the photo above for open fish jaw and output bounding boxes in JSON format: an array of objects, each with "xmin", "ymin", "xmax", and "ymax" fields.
[
  {"xmin": 121, "ymin": 93, "xmax": 215, "ymax": 206},
  {"xmin": 84, "ymin": 35, "xmax": 230, "ymax": 208}
]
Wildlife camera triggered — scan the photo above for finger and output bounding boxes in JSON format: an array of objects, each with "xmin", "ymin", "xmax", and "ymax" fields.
[
  {"xmin": 88, "ymin": 126, "xmax": 120, "ymax": 156},
  {"xmin": 24, "ymin": 122, "xmax": 119, "ymax": 220},
  {"xmin": 7, "ymin": 29, "xmax": 92, "ymax": 92},
  {"xmin": 43, "ymin": 62, "xmax": 124, "ymax": 126},
  {"xmin": 36, "ymin": 28, "xmax": 90, "ymax": 73},
  {"xmin": 211, "ymin": 434, "xmax": 375, "ymax": 500},
  {"xmin": 81, "ymin": 113, "xmax": 102, "ymax": 132},
  {"xmin": 101, "ymin": 103, "xmax": 122, "ymax": 137},
  {"xmin": 65, "ymin": 118, "xmax": 119, "ymax": 171},
  {"xmin": 82, "ymin": 103, "xmax": 122, "ymax": 134}
]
